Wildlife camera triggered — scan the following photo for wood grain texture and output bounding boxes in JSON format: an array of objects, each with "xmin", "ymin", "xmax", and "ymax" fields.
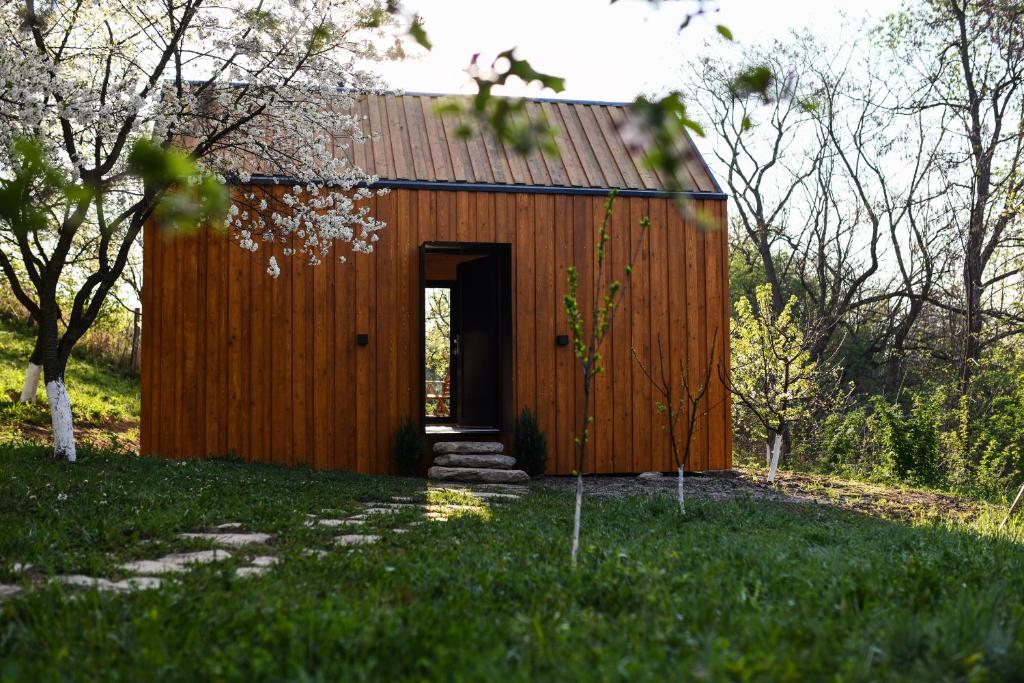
[{"xmin": 141, "ymin": 190, "xmax": 731, "ymax": 474}]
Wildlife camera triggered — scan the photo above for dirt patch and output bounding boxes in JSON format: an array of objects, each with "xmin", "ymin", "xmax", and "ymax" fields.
[
  {"xmin": 537, "ymin": 468, "xmax": 981, "ymax": 523},
  {"xmin": 11, "ymin": 417, "xmax": 139, "ymax": 453}
]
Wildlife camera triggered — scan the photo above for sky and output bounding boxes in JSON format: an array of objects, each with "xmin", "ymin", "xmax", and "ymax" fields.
[{"xmin": 373, "ymin": 0, "xmax": 900, "ymax": 102}]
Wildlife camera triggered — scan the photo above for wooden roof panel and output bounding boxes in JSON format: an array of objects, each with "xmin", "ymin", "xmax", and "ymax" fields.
[{"xmin": 335, "ymin": 93, "xmax": 718, "ymax": 194}]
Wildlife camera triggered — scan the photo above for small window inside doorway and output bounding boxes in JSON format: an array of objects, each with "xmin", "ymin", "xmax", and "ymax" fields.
[{"xmin": 424, "ymin": 286, "xmax": 453, "ymax": 420}]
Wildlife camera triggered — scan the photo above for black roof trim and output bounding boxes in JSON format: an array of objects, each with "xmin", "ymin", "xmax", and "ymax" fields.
[{"xmin": 243, "ymin": 175, "xmax": 728, "ymax": 200}]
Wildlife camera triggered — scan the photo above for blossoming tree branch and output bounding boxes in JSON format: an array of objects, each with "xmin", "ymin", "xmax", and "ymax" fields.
[{"xmin": 0, "ymin": 0, "xmax": 402, "ymax": 461}]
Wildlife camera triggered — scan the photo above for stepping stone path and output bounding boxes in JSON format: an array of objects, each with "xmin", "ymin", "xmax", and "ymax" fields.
[
  {"xmin": 0, "ymin": 585, "xmax": 22, "ymax": 599},
  {"xmin": 427, "ymin": 441, "xmax": 530, "ymax": 484},
  {"xmin": 120, "ymin": 549, "xmax": 232, "ymax": 575},
  {"xmin": 12, "ymin": 482, "xmax": 528, "ymax": 598},
  {"xmin": 177, "ymin": 532, "xmax": 271, "ymax": 548},
  {"xmin": 335, "ymin": 534, "xmax": 381, "ymax": 546},
  {"xmin": 56, "ymin": 575, "xmax": 163, "ymax": 593},
  {"xmin": 306, "ymin": 516, "xmax": 360, "ymax": 528},
  {"xmin": 235, "ymin": 556, "xmax": 279, "ymax": 578}
]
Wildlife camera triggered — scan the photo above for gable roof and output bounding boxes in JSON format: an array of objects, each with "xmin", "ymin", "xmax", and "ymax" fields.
[{"xmin": 327, "ymin": 93, "xmax": 723, "ymax": 198}]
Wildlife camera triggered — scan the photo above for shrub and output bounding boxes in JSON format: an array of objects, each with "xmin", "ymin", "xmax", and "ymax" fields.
[
  {"xmin": 872, "ymin": 393, "xmax": 944, "ymax": 486},
  {"xmin": 393, "ymin": 417, "xmax": 425, "ymax": 477},
  {"xmin": 514, "ymin": 408, "xmax": 548, "ymax": 476},
  {"xmin": 815, "ymin": 406, "xmax": 872, "ymax": 473}
]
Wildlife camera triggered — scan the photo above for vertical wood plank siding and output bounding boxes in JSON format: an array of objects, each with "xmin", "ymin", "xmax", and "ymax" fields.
[{"xmin": 141, "ymin": 189, "xmax": 731, "ymax": 474}]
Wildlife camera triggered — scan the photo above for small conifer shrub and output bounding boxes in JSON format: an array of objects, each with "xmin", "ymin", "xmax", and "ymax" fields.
[
  {"xmin": 393, "ymin": 417, "xmax": 426, "ymax": 476},
  {"xmin": 514, "ymin": 408, "xmax": 548, "ymax": 476}
]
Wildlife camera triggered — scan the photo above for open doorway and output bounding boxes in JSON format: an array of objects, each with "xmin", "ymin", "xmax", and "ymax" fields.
[
  {"xmin": 424, "ymin": 284, "xmax": 455, "ymax": 421},
  {"xmin": 420, "ymin": 242, "xmax": 512, "ymax": 432}
]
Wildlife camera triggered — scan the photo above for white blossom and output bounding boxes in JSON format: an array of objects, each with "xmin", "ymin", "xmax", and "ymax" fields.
[{"xmin": 0, "ymin": 0, "xmax": 396, "ymax": 280}]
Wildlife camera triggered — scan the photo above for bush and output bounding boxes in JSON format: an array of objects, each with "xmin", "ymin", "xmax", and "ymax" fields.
[
  {"xmin": 872, "ymin": 394, "xmax": 944, "ymax": 486},
  {"xmin": 808, "ymin": 391, "xmax": 950, "ymax": 487},
  {"xmin": 393, "ymin": 417, "xmax": 425, "ymax": 477},
  {"xmin": 514, "ymin": 408, "xmax": 547, "ymax": 476}
]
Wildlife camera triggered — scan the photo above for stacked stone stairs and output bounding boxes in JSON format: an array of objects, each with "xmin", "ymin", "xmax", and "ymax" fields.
[{"xmin": 427, "ymin": 441, "xmax": 530, "ymax": 484}]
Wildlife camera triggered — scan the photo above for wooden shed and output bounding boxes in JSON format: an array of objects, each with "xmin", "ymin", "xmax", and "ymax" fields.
[{"xmin": 140, "ymin": 93, "xmax": 732, "ymax": 475}]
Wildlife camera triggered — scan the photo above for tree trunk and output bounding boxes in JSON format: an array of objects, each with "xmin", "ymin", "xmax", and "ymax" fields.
[
  {"xmin": 678, "ymin": 465, "xmax": 686, "ymax": 515},
  {"xmin": 19, "ymin": 338, "xmax": 44, "ymax": 402},
  {"xmin": 41, "ymin": 314, "xmax": 77, "ymax": 462},
  {"xmin": 19, "ymin": 362, "xmax": 42, "ymax": 402},
  {"xmin": 129, "ymin": 307, "xmax": 141, "ymax": 375},
  {"xmin": 46, "ymin": 375, "xmax": 76, "ymax": 462},
  {"xmin": 766, "ymin": 433, "xmax": 783, "ymax": 483},
  {"xmin": 959, "ymin": 272, "xmax": 983, "ymax": 397},
  {"xmin": 571, "ymin": 470, "xmax": 584, "ymax": 566},
  {"xmin": 1000, "ymin": 482, "xmax": 1024, "ymax": 530}
]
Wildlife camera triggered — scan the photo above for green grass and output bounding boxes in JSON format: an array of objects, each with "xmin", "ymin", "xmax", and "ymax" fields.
[
  {"xmin": 0, "ymin": 316, "xmax": 139, "ymax": 445},
  {"xmin": 2, "ymin": 445, "xmax": 1023, "ymax": 681}
]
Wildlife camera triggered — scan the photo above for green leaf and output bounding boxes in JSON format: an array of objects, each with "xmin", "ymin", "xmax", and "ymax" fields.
[
  {"xmin": 715, "ymin": 24, "xmax": 734, "ymax": 41},
  {"xmin": 729, "ymin": 65, "xmax": 775, "ymax": 99},
  {"xmin": 408, "ymin": 15, "xmax": 432, "ymax": 50}
]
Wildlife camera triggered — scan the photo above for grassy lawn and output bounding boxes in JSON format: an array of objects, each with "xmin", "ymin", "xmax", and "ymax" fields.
[
  {"xmin": 0, "ymin": 316, "xmax": 139, "ymax": 449},
  {"xmin": 2, "ymin": 445, "xmax": 1023, "ymax": 681}
]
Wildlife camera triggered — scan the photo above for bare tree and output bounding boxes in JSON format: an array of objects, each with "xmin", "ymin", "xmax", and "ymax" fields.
[
  {"xmin": 895, "ymin": 0, "xmax": 1024, "ymax": 395},
  {"xmin": 632, "ymin": 330, "xmax": 719, "ymax": 514},
  {"xmin": 685, "ymin": 38, "xmax": 820, "ymax": 318}
]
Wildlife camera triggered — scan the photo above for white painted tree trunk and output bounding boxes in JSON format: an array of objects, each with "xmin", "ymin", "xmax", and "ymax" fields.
[
  {"xmin": 19, "ymin": 362, "xmax": 42, "ymax": 402},
  {"xmin": 766, "ymin": 433, "xmax": 782, "ymax": 483},
  {"xmin": 46, "ymin": 379, "xmax": 76, "ymax": 462},
  {"xmin": 571, "ymin": 471, "xmax": 583, "ymax": 566},
  {"xmin": 678, "ymin": 465, "xmax": 686, "ymax": 515},
  {"xmin": 1000, "ymin": 482, "xmax": 1024, "ymax": 529}
]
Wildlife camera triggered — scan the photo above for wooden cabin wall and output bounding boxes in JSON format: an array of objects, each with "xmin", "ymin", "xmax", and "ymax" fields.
[{"xmin": 141, "ymin": 189, "xmax": 732, "ymax": 474}]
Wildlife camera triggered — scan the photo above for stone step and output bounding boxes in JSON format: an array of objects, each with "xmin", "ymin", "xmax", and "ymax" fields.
[
  {"xmin": 427, "ymin": 466, "xmax": 530, "ymax": 484},
  {"xmin": 433, "ymin": 441, "xmax": 504, "ymax": 454},
  {"xmin": 433, "ymin": 453, "xmax": 517, "ymax": 469}
]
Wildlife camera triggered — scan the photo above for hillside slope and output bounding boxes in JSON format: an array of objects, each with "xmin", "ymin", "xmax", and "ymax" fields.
[{"xmin": 0, "ymin": 316, "xmax": 139, "ymax": 450}]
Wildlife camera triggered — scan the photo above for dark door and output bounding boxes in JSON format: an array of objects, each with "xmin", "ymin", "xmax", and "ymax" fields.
[{"xmin": 456, "ymin": 256, "xmax": 500, "ymax": 426}]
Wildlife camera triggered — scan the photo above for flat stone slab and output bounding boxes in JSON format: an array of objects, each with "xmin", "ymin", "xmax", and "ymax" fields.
[
  {"xmin": 0, "ymin": 584, "xmax": 22, "ymax": 599},
  {"xmin": 463, "ymin": 491, "xmax": 521, "ymax": 500},
  {"xmin": 430, "ymin": 483, "xmax": 529, "ymax": 494},
  {"xmin": 213, "ymin": 522, "xmax": 244, "ymax": 530},
  {"xmin": 334, "ymin": 534, "xmax": 381, "ymax": 546},
  {"xmin": 433, "ymin": 453, "xmax": 517, "ymax": 469},
  {"xmin": 235, "ymin": 566, "xmax": 268, "ymax": 578},
  {"xmin": 433, "ymin": 441, "xmax": 504, "ymax": 454},
  {"xmin": 306, "ymin": 517, "xmax": 351, "ymax": 528},
  {"xmin": 177, "ymin": 533, "xmax": 271, "ymax": 548},
  {"xmin": 250, "ymin": 556, "xmax": 279, "ymax": 567},
  {"xmin": 428, "ymin": 466, "xmax": 530, "ymax": 484},
  {"xmin": 56, "ymin": 575, "xmax": 162, "ymax": 593},
  {"xmin": 361, "ymin": 507, "xmax": 402, "ymax": 515},
  {"xmin": 427, "ymin": 504, "xmax": 480, "ymax": 513},
  {"xmin": 120, "ymin": 550, "xmax": 231, "ymax": 574}
]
